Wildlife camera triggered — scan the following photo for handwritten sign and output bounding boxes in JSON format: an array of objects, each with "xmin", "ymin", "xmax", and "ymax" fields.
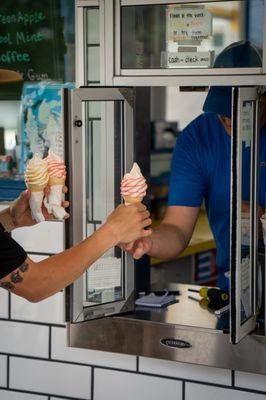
[
  {"xmin": 161, "ymin": 51, "xmax": 214, "ymax": 68},
  {"xmin": 0, "ymin": 1, "xmax": 65, "ymax": 83},
  {"xmin": 166, "ymin": 7, "xmax": 212, "ymax": 43}
]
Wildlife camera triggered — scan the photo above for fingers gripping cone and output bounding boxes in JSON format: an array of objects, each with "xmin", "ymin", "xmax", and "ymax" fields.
[
  {"xmin": 44, "ymin": 150, "xmax": 67, "ymax": 219},
  {"xmin": 121, "ymin": 163, "xmax": 147, "ymax": 206},
  {"xmin": 25, "ymin": 156, "xmax": 49, "ymax": 223}
]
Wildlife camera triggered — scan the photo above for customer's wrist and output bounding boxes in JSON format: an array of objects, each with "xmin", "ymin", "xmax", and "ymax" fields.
[
  {"xmin": 100, "ymin": 222, "xmax": 120, "ymax": 247},
  {"xmin": 97, "ymin": 221, "xmax": 119, "ymax": 248}
]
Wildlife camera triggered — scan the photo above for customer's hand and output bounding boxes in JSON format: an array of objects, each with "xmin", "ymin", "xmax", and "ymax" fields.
[
  {"xmin": 122, "ymin": 237, "xmax": 153, "ymax": 259},
  {"xmin": 105, "ymin": 204, "xmax": 152, "ymax": 245},
  {"xmin": 10, "ymin": 187, "xmax": 69, "ymax": 228}
]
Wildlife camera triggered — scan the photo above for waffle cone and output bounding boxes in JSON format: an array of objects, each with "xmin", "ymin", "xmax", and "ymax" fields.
[
  {"xmin": 123, "ymin": 195, "xmax": 143, "ymax": 205},
  {"xmin": 48, "ymin": 177, "xmax": 65, "ymax": 186},
  {"xmin": 27, "ymin": 183, "xmax": 47, "ymax": 192}
]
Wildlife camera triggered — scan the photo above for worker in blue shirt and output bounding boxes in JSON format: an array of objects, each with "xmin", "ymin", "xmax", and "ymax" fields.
[{"xmin": 124, "ymin": 41, "xmax": 265, "ymax": 290}]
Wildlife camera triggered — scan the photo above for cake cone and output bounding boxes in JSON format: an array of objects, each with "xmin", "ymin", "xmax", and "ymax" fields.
[
  {"xmin": 44, "ymin": 150, "xmax": 67, "ymax": 219},
  {"xmin": 123, "ymin": 195, "xmax": 143, "ymax": 206},
  {"xmin": 48, "ymin": 176, "xmax": 65, "ymax": 186},
  {"xmin": 25, "ymin": 155, "xmax": 49, "ymax": 223}
]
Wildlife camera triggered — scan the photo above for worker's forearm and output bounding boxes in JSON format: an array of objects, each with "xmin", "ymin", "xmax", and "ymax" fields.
[
  {"xmin": 26, "ymin": 224, "xmax": 116, "ymax": 302},
  {"xmin": 0, "ymin": 207, "xmax": 15, "ymax": 232},
  {"xmin": 148, "ymin": 224, "xmax": 189, "ymax": 260}
]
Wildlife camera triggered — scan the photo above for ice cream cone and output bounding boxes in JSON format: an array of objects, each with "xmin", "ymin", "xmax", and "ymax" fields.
[
  {"xmin": 44, "ymin": 150, "xmax": 67, "ymax": 219},
  {"xmin": 121, "ymin": 163, "xmax": 147, "ymax": 206},
  {"xmin": 25, "ymin": 155, "xmax": 49, "ymax": 223}
]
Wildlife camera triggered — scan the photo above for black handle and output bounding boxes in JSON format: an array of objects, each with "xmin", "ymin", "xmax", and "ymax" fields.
[{"xmin": 74, "ymin": 119, "xmax": 83, "ymax": 127}]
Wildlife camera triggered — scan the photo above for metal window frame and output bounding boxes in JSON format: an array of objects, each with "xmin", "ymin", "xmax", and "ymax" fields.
[
  {"xmin": 121, "ymin": 0, "xmax": 231, "ymax": 4},
  {"xmin": 67, "ymin": 87, "xmax": 135, "ymax": 323},
  {"xmin": 113, "ymin": 0, "xmax": 266, "ymax": 86},
  {"xmin": 230, "ymin": 87, "xmax": 259, "ymax": 344}
]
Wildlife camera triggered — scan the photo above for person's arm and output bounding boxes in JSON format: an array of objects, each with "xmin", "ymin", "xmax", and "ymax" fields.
[
  {"xmin": 124, "ymin": 205, "xmax": 199, "ymax": 260},
  {"xmin": 0, "ymin": 204, "xmax": 151, "ymax": 302},
  {"xmin": 148, "ymin": 205, "xmax": 200, "ymax": 259}
]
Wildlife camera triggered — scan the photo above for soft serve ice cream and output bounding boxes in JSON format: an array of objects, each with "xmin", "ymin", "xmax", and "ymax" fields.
[
  {"xmin": 25, "ymin": 155, "xmax": 49, "ymax": 222},
  {"xmin": 121, "ymin": 162, "xmax": 147, "ymax": 205},
  {"xmin": 44, "ymin": 150, "xmax": 67, "ymax": 219},
  {"xmin": 45, "ymin": 149, "xmax": 66, "ymax": 185}
]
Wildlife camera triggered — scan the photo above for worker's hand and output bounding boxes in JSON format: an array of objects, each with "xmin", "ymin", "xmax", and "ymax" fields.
[
  {"xmin": 10, "ymin": 187, "xmax": 69, "ymax": 228},
  {"xmin": 105, "ymin": 204, "xmax": 152, "ymax": 245},
  {"xmin": 121, "ymin": 237, "xmax": 153, "ymax": 259}
]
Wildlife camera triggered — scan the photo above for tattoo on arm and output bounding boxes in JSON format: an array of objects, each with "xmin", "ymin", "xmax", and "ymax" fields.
[{"xmin": 0, "ymin": 262, "xmax": 29, "ymax": 291}]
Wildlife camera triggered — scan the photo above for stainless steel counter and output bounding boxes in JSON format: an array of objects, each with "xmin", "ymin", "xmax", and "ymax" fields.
[{"xmin": 68, "ymin": 284, "xmax": 266, "ymax": 374}]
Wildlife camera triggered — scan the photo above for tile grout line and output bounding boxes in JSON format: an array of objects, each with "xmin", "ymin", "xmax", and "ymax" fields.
[
  {"xmin": 8, "ymin": 293, "xmax": 11, "ymax": 320},
  {"xmin": 49, "ymin": 325, "xmax": 52, "ymax": 359},
  {"xmin": 231, "ymin": 370, "xmax": 235, "ymax": 387},
  {"xmin": 91, "ymin": 366, "xmax": 94, "ymax": 400},
  {"xmin": 6, "ymin": 355, "xmax": 10, "ymax": 389},
  {"xmin": 182, "ymin": 381, "xmax": 186, "ymax": 400},
  {"xmin": 0, "ymin": 317, "xmax": 65, "ymax": 328}
]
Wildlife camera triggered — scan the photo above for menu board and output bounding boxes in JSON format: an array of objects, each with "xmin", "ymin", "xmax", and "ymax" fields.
[{"xmin": 0, "ymin": 0, "xmax": 66, "ymax": 98}]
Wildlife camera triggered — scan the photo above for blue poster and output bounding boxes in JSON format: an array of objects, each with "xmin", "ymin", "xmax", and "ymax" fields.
[{"xmin": 20, "ymin": 81, "xmax": 74, "ymax": 173}]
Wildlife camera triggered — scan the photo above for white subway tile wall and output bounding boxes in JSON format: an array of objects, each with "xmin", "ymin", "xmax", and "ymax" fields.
[
  {"xmin": 0, "ymin": 390, "xmax": 47, "ymax": 400},
  {"xmin": 139, "ymin": 357, "xmax": 231, "ymax": 385},
  {"xmin": 9, "ymin": 357, "xmax": 91, "ymax": 399},
  {"xmin": 51, "ymin": 326, "xmax": 136, "ymax": 370},
  {"xmin": 11, "ymin": 292, "xmax": 64, "ymax": 325},
  {"xmin": 235, "ymin": 371, "xmax": 266, "ymax": 392},
  {"xmin": 0, "ymin": 355, "xmax": 7, "ymax": 387},
  {"xmin": 94, "ymin": 369, "xmax": 183, "ymax": 400},
  {"xmin": 12, "ymin": 221, "xmax": 65, "ymax": 254},
  {"xmin": 0, "ymin": 289, "xmax": 9, "ymax": 319},
  {"xmin": 186, "ymin": 383, "xmax": 266, "ymax": 400},
  {"xmin": 0, "ymin": 321, "xmax": 49, "ymax": 358},
  {"xmin": 0, "ymin": 216, "xmax": 265, "ymax": 400}
]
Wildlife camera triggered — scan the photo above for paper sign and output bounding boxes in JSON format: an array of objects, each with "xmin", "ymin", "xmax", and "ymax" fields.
[
  {"xmin": 241, "ymin": 102, "xmax": 253, "ymax": 147},
  {"xmin": 167, "ymin": 7, "xmax": 212, "ymax": 43},
  {"xmin": 161, "ymin": 51, "xmax": 213, "ymax": 68},
  {"xmin": 87, "ymin": 257, "xmax": 121, "ymax": 290},
  {"xmin": 240, "ymin": 257, "xmax": 251, "ymax": 320}
]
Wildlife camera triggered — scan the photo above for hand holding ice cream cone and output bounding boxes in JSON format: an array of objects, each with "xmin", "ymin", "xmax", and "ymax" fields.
[
  {"xmin": 44, "ymin": 150, "xmax": 67, "ymax": 219},
  {"xmin": 25, "ymin": 155, "xmax": 49, "ymax": 223},
  {"xmin": 121, "ymin": 163, "xmax": 147, "ymax": 205}
]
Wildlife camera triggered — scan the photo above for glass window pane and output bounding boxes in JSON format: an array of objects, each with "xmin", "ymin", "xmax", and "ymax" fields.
[
  {"xmin": 85, "ymin": 7, "xmax": 100, "ymax": 85},
  {"xmin": 84, "ymin": 100, "xmax": 124, "ymax": 307},
  {"xmin": 87, "ymin": 46, "xmax": 100, "ymax": 84},
  {"xmin": 86, "ymin": 8, "xmax": 100, "ymax": 44},
  {"xmin": 121, "ymin": 1, "xmax": 263, "ymax": 70}
]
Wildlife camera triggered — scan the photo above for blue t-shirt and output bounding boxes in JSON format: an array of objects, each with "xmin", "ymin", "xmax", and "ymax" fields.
[{"xmin": 168, "ymin": 113, "xmax": 266, "ymax": 285}]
